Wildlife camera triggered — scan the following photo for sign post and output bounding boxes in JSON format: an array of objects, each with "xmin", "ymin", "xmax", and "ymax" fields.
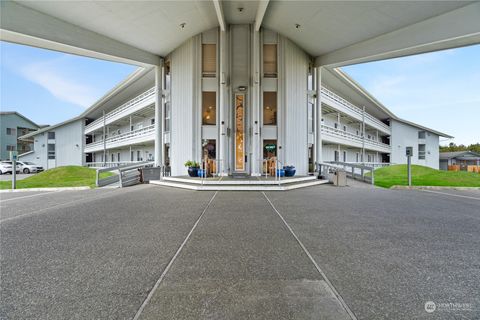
[
  {"xmin": 10, "ymin": 151, "xmax": 18, "ymax": 190},
  {"xmin": 406, "ymin": 147, "xmax": 412, "ymax": 187}
]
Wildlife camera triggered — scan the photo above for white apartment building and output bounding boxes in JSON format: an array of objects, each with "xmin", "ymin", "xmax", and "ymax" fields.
[{"xmin": 20, "ymin": 28, "xmax": 451, "ymax": 173}]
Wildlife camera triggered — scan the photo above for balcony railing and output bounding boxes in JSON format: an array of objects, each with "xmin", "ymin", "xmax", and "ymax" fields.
[
  {"xmin": 85, "ymin": 87, "xmax": 155, "ymax": 133},
  {"xmin": 321, "ymin": 87, "xmax": 391, "ymax": 134},
  {"xmin": 84, "ymin": 125, "xmax": 155, "ymax": 153},
  {"xmin": 321, "ymin": 124, "xmax": 391, "ymax": 153}
]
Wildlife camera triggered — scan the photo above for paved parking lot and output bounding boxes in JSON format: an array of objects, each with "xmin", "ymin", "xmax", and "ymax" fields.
[
  {"xmin": 1, "ymin": 184, "xmax": 479, "ymax": 319},
  {"xmin": 0, "ymin": 173, "xmax": 35, "ymax": 181}
]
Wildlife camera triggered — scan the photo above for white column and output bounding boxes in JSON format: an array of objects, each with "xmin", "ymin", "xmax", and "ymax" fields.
[
  {"xmin": 219, "ymin": 29, "xmax": 229, "ymax": 176},
  {"xmin": 154, "ymin": 61, "xmax": 164, "ymax": 167},
  {"xmin": 251, "ymin": 28, "xmax": 261, "ymax": 176},
  {"xmin": 102, "ymin": 110, "xmax": 106, "ymax": 166},
  {"xmin": 315, "ymin": 67, "xmax": 323, "ymax": 166},
  {"xmin": 362, "ymin": 106, "xmax": 366, "ymax": 163}
]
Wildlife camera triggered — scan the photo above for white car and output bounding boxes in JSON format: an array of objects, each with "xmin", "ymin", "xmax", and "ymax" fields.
[
  {"xmin": 0, "ymin": 161, "xmax": 20, "ymax": 175},
  {"xmin": 16, "ymin": 161, "xmax": 44, "ymax": 174}
]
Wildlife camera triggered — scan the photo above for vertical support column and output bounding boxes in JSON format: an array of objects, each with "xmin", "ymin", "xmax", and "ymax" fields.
[
  {"xmin": 219, "ymin": 29, "xmax": 229, "ymax": 176},
  {"xmin": 102, "ymin": 110, "xmax": 106, "ymax": 166},
  {"xmin": 251, "ymin": 28, "xmax": 261, "ymax": 176},
  {"xmin": 154, "ymin": 61, "xmax": 164, "ymax": 168},
  {"xmin": 362, "ymin": 106, "xmax": 366, "ymax": 163},
  {"xmin": 315, "ymin": 67, "xmax": 323, "ymax": 168}
]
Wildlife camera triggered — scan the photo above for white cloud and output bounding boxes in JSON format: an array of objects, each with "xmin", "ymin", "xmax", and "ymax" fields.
[{"xmin": 20, "ymin": 58, "xmax": 98, "ymax": 108}]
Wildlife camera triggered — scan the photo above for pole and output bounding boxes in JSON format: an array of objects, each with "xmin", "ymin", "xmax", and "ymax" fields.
[
  {"xmin": 12, "ymin": 159, "xmax": 16, "ymax": 190},
  {"xmin": 407, "ymin": 155, "xmax": 412, "ymax": 186}
]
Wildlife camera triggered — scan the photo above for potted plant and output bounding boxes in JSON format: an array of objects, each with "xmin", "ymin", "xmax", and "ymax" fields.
[
  {"xmin": 283, "ymin": 165, "xmax": 296, "ymax": 177},
  {"xmin": 184, "ymin": 160, "xmax": 200, "ymax": 177}
]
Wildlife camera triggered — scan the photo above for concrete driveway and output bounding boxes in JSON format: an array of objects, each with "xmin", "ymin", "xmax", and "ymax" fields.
[{"xmin": 1, "ymin": 184, "xmax": 479, "ymax": 319}]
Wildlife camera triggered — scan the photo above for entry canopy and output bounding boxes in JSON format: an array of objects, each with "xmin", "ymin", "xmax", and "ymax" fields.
[{"xmin": 1, "ymin": 1, "xmax": 479, "ymax": 67}]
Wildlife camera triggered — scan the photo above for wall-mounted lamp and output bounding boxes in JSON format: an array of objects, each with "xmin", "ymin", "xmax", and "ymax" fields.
[{"xmin": 238, "ymin": 86, "xmax": 247, "ymax": 92}]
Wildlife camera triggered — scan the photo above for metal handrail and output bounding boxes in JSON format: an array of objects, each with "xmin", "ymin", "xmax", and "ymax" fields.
[
  {"xmin": 321, "ymin": 87, "xmax": 390, "ymax": 133},
  {"xmin": 321, "ymin": 124, "xmax": 391, "ymax": 151},
  {"xmin": 85, "ymin": 125, "xmax": 155, "ymax": 152},
  {"xmin": 96, "ymin": 161, "xmax": 153, "ymax": 187},
  {"xmin": 321, "ymin": 161, "xmax": 380, "ymax": 185},
  {"xmin": 85, "ymin": 87, "xmax": 155, "ymax": 132}
]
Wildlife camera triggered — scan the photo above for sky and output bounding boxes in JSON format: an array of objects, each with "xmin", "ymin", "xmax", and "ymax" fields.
[
  {"xmin": 0, "ymin": 41, "xmax": 137, "ymax": 125},
  {"xmin": 1, "ymin": 41, "xmax": 479, "ymax": 145},
  {"xmin": 342, "ymin": 44, "xmax": 480, "ymax": 146}
]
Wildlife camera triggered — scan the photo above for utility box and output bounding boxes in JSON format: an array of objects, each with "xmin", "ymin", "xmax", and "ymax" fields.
[
  {"xmin": 332, "ymin": 170, "xmax": 347, "ymax": 186},
  {"xmin": 141, "ymin": 167, "xmax": 161, "ymax": 182}
]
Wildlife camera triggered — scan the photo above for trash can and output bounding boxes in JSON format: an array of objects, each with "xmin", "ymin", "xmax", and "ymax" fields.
[{"xmin": 333, "ymin": 170, "xmax": 347, "ymax": 186}]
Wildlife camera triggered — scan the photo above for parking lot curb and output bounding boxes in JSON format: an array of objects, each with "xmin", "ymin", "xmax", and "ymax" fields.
[
  {"xmin": 0, "ymin": 186, "xmax": 92, "ymax": 193},
  {"xmin": 391, "ymin": 185, "xmax": 480, "ymax": 190}
]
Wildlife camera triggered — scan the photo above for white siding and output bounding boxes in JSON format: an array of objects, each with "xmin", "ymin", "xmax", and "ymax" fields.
[
  {"xmin": 281, "ymin": 38, "xmax": 309, "ymax": 175},
  {"xmin": 390, "ymin": 120, "xmax": 440, "ymax": 169},
  {"xmin": 170, "ymin": 37, "xmax": 200, "ymax": 176}
]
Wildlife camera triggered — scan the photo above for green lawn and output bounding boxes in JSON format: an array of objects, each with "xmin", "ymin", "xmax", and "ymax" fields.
[
  {"xmin": 373, "ymin": 164, "xmax": 480, "ymax": 188},
  {"xmin": 0, "ymin": 166, "xmax": 113, "ymax": 190}
]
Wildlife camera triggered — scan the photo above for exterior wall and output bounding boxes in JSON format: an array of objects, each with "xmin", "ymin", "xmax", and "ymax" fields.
[
  {"xmin": 19, "ymin": 119, "xmax": 84, "ymax": 169},
  {"xmin": 170, "ymin": 37, "xmax": 201, "ymax": 176},
  {"xmin": 322, "ymin": 144, "xmax": 378, "ymax": 163},
  {"xmin": 92, "ymin": 144, "xmax": 154, "ymax": 164},
  {"xmin": 0, "ymin": 113, "xmax": 39, "ymax": 160},
  {"xmin": 281, "ymin": 37, "xmax": 309, "ymax": 175},
  {"xmin": 390, "ymin": 119, "xmax": 440, "ymax": 169}
]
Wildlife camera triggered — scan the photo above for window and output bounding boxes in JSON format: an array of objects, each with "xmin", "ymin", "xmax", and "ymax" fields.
[
  {"xmin": 6, "ymin": 128, "xmax": 16, "ymax": 135},
  {"xmin": 131, "ymin": 151, "xmax": 134, "ymax": 162},
  {"xmin": 334, "ymin": 150, "xmax": 339, "ymax": 162},
  {"xmin": 202, "ymin": 139, "xmax": 216, "ymax": 160},
  {"xmin": 367, "ymin": 154, "xmax": 371, "ymax": 162},
  {"xmin": 418, "ymin": 144, "xmax": 426, "ymax": 160},
  {"xmin": 263, "ymin": 44, "xmax": 277, "ymax": 78},
  {"xmin": 343, "ymin": 125, "xmax": 347, "ymax": 132},
  {"xmin": 137, "ymin": 150, "xmax": 141, "ymax": 161},
  {"xmin": 343, "ymin": 151, "xmax": 347, "ymax": 162},
  {"xmin": 151, "ymin": 118, "xmax": 155, "ymax": 125},
  {"xmin": 165, "ymin": 102, "xmax": 171, "ymax": 131},
  {"xmin": 356, "ymin": 153, "xmax": 359, "ymax": 162},
  {"xmin": 47, "ymin": 144, "xmax": 55, "ymax": 159},
  {"xmin": 202, "ymin": 92, "xmax": 216, "ymax": 125},
  {"xmin": 6, "ymin": 145, "xmax": 15, "ymax": 151},
  {"xmin": 356, "ymin": 130, "xmax": 359, "ymax": 136},
  {"xmin": 111, "ymin": 153, "xmax": 114, "ymax": 162},
  {"xmin": 263, "ymin": 140, "xmax": 277, "ymax": 159},
  {"xmin": 418, "ymin": 131, "xmax": 426, "ymax": 139},
  {"xmin": 202, "ymin": 44, "xmax": 216, "ymax": 77},
  {"xmin": 263, "ymin": 92, "xmax": 277, "ymax": 125},
  {"xmin": 48, "ymin": 132, "xmax": 55, "ymax": 140},
  {"xmin": 334, "ymin": 123, "xmax": 338, "ymax": 129}
]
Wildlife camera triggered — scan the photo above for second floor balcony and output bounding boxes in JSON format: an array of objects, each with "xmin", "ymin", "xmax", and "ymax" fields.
[
  {"xmin": 85, "ymin": 87, "xmax": 155, "ymax": 134},
  {"xmin": 321, "ymin": 124, "xmax": 391, "ymax": 153},
  {"xmin": 84, "ymin": 125, "xmax": 155, "ymax": 153}
]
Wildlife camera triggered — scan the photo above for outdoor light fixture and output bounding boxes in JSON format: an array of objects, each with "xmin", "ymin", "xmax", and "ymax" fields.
[
  {"xmin": 295, "ymin": 23, "xmax": 301, "ymax": 29},
  {"xmin": 180, "ymin": 22, "xmax": 186, "ymax": 29},
  {"xmin": 238, "ymin": 86, "xmax": 247, "ymax": 91}
]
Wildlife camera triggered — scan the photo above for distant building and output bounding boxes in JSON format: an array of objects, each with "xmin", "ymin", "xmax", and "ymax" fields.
[
  {"xmin": 0, "ymin": 111, "xmax": 46, "ymax": 160},
  {"xmin": 439, "ymin": 151, "xmax": 480, "ymax": 170},
  {"xmin": 18, "ymin": 118, "xmax": 85, "ymax": 170}
]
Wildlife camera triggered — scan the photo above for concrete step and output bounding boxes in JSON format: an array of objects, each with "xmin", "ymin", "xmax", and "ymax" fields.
[
  {"xmin": 163, "ymin": 175, "xmax": 318, "ymax": 185},
  {"xmin": 150, "ymin": 179, "xmax": 329, "ymax": 191}
]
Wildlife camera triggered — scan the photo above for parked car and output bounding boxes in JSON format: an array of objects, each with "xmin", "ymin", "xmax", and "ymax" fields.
[
  {"xmin": 0, "ymin": 161, "xmax": 20, "ymax": 174},
  {"xmin": 17, "ymin": 161, "xmax": 44, "ymax": 174}
]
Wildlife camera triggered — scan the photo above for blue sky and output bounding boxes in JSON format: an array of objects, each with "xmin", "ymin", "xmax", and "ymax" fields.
[
  {"xmin": 1, "ymin": 41, "xmax": 479, "ymax": 145},
  {"xmin": 0, "ymin": 41, "xmax": 137, "ymax": 125},
  {"xmin": 342, "ymin": 44, "xmax": 480, "ymax": 146}
]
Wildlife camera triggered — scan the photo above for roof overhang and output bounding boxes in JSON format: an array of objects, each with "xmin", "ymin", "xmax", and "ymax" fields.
[{"xmin": 1, "ymin": 1, "xmax": 478, "ymax": 67}]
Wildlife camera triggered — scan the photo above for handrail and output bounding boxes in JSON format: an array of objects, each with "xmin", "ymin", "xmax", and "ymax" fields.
[
  {"xmin": 321, "ymin": 161, "xmax": 383, "ymax": 185},
  {"xmin": 321, "ymin": 124, "xmax": 391, "ymax": 151},
  {"xmin": 321, "ymin": 87, "xmax": 390, "ymax": 133},
  {"xmin": 85, "ymin": 125, "xmax": 155, "ymax": 151},
  {"xmin": 86, "ymin": 87, "xmax": 155, "ymax": 132},
  {"xmin": 96, "ymin": 161, "xmax": 153, "ymax": 187}
]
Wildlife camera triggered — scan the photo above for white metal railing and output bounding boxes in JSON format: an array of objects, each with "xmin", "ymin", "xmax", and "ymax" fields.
[
  {"xmin": 321, "ymin": 87, "xmax": 390, "ymax": 133},
  {"xmin": 84, "ymin": 125, "xmax": 155, "ymax": 152},
  {"xmin": 319, "ymin": 161, "xmax": 377, "ymax": 185},
  {"xmin": 321, "ymin": 124, "xmax": 364, "ymax": 144},
  {"xmin": 321, "ymin": 124, "xmax": 391, "ymax": 152},
  {"xmin": 86, "ymin": 161, "xmax": 145, "ymax": 168},
  {"xmin": 85, "ymin": 87, "xmax": 155, "ymax": 132},
  {"xmin": 96, "ymin": 161, "xmax": 154, "ymax": 188}
]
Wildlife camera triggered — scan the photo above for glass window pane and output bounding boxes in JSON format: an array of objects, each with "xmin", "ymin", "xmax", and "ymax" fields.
[
  {"xmin": 202, "ymin": 92, "xmax": 216, "ymax": 125},
  {"xmin": 263, "ymin": 44, "xmax": 277, "ymax": 78},
  {"xmin": 48, "ymin": 132, "xmax": 55, "ymax": 139},
  {"xmin": 202, "ymin": 44, "xmax": 216, "ymax": 77},
  {"xmin": 263, "ymin": 92, "xmax": 277, "ymax": 125}
]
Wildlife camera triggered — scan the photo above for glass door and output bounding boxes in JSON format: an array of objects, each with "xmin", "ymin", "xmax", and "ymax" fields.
[{"xmin": 234, "ymin": 94, "xmax": 245, "ymax": 171}]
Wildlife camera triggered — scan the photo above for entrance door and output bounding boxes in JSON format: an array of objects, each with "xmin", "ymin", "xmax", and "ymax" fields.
[{"xmin": 234, "ymin": 93, "xmax": 246, "ymax": 172}]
